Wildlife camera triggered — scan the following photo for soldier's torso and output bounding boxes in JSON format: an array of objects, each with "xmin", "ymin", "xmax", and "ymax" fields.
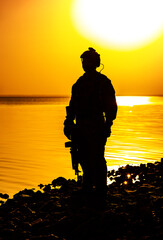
[{"xmin": 72, "ymin": 72, "xmax": 111, "ymax": 131}]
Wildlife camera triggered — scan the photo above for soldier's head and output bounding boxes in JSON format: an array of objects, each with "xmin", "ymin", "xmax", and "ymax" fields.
[{"xmin": 80, "ymin": 47, "xmax": 100, "ymax": 72}]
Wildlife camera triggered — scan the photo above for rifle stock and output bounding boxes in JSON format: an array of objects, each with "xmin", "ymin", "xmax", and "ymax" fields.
[{"xmin": 65, "ymin": 141, "xmax": 81, "ymax": 181}]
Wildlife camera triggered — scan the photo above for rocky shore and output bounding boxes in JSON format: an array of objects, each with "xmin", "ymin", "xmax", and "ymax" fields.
[{"xmin": 0, "ymin": 159, "xmax": 163, "ymax": 240}]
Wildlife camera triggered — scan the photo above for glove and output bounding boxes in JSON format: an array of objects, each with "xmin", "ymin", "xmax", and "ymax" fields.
[
  {"xmin": 64, "ymin": 119, "xmax": 74, "ymax": 140},
  {"xmin": 104, "ymin": 121, "xmax": 113, "ymax": 138},
  {"xmin": 106, "ymin": 127, "xmax": 111, "ymax": 138},
  {"xmin": 104, "ymin": 126, "xmax": 111, "ymax": 138}
]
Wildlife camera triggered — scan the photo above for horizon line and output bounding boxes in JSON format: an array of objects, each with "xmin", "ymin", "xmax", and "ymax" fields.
[{"xmin": 0, "ymin": 94, "xmax": 163, "ymax": 98}]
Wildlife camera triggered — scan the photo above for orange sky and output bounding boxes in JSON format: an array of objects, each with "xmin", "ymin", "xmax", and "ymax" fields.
[{"xmin": 0, "ymin": 0, "xmax": 163, "ymax": 96}]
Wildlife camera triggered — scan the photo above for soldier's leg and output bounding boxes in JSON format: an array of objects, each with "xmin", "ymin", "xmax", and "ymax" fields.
[
  {"xmin": 94, "ymin": 140, "xmax": 107, "ymax": 195},
  {"xmin": 78, "ymin": 140, "xmax": 94, "ymax": 191}
]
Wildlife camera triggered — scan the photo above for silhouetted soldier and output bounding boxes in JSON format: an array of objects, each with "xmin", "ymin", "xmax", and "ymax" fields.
[{"xmin": 64, "ymin": 47, "xmax": 117, "ymax": 197}]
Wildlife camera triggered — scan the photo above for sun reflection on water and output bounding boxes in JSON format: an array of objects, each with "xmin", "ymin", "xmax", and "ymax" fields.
[
  {"xmin": 116, "ymin": 96, "xmax": 150, "ymax": 106},
  {"xmin": 105, "ymin": 96, "xmax": 163, "ymax": 169}
]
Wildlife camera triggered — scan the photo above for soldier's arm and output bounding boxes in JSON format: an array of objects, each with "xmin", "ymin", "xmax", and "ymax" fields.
[
  {"xmin": 103, "ymin": 79, "xmax": 117, "ymax": 134},
  {"xmin": 64, "ymin": 85, "xmax": 76, "ymax": 139},
  {"xmin": 68, "ymin": 84, "xmax": 76, "ymax": 121}
]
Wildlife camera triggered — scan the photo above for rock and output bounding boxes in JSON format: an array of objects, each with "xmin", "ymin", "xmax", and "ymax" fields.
[
  {"xmin": 38, "ymin": 184, "xmax": 44, "ymax": 189},
  {"xmin": 30, "ymin": 234, "xmax": 60, "ymax": 239},
  {"xmin": 43, "ymin": 184, "xmax": 51, "ymax": 192},
  {"xmin": 52, "ymin": 177, "xmax": 67, "ymax": 187},
  {"xmin": 31, "ymin": 218, "xmax": 43, "ymax": 226},
  {"xmin": 0, "ymin": 228, "xmax": 15, "ymax": 239},
  {"xmin": 0, "ymin": 193, "xmax": 9, "ymax": 199}
]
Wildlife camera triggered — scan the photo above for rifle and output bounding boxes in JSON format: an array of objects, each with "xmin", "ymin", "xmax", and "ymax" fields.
[
  {"xmin": 65, "ymin": 140, "xmax": 82, "ymax": 183},
  {"xmin": 65, "ymin": 141, "xmax": 78, "ymax": 174},
  {"xmin": 64, "ymin": 106, "xmax": 82, "ymax": 183}
]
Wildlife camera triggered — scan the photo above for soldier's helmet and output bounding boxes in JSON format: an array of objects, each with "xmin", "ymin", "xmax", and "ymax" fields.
[{"xmin": 80, "ymin": 47, "xmax": 100, "ymax": 69}]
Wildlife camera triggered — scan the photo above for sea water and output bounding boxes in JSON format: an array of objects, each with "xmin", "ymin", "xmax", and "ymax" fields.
[{"xmin": 0, "ymin": 96, "xmax": 162, "ymax": 196}]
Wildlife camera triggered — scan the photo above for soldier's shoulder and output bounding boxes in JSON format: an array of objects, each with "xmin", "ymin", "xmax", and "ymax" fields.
[
  {"xmin": 98, "ymin": 73, "xmax": 112, "ymax": 84},
  {"xmin": 98, "ymin": 73, "xmax": 115, "ymax": 93},
  {"xmin": 76, "ymin": 75, "xmax": 85, "ymax": 83},
  {"xmin": 72, "ymin": 75, "xmax": 85, "ymax": 91}
]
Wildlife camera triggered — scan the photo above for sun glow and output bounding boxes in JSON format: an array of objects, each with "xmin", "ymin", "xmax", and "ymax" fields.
[
  {"xmin": 116, "ymin": 96, "xmax": 150, "ymax": 106},
  {"xmin": 72, "ymin": 0, "xmax": 163, "ymax": 49}
]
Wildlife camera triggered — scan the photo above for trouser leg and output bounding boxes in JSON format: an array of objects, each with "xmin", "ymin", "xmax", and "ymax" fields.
[
  {"xmin": 78, "ymin": 136, "xmax": 107, "ymax": 194},
  {"xmin": 78, "ymin": 141, "xmax": 94, "ymax": 191},
  {"xmin": 94, "ymin": 143, "xmax": 107, "ymax": 195},
  {"xmin": 95, "ymin": 159, "xmax": 107, "ymax": 195}
]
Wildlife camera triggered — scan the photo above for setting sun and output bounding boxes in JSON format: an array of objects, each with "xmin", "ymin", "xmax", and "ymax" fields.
[
  {"xmin": 1, "ymin": 0, "xmax": 163, "ymax": 96},
  {"xmin": 72, "ymin": 0, "xmax": 163, "ymax": 49}
]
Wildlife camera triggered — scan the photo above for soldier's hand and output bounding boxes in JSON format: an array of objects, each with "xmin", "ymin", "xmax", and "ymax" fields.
[
  {"xmin": 104, "ymin": 125, "xmax": 111, "ymax": 138},
  {"xmin": 104, "ymin": 120, "xmax": 113, "ymax": 138},
  {"xmin": 64, "ymin": 119, "xmax": 74, "ymax": 140},
  {"xmin": 107, "ymin": 128, "xmax": 111, "ymax": 138},
  {"xmin": 64, "ymin": 126, "xmax": 71, "ymax": 140}
]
